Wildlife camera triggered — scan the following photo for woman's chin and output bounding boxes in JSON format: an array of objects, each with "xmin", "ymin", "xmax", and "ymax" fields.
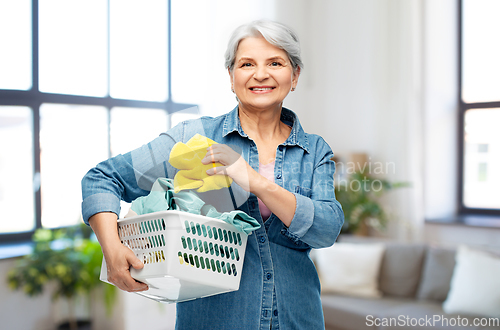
[{"xmin": 240, "ymin": 100, "xmax": 283, "ymax": 112}]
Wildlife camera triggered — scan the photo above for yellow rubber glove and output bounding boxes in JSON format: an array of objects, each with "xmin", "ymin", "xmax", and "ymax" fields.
[{"xmin": 169, "ymin": 134, "xmax": 233, "ymax": 193}]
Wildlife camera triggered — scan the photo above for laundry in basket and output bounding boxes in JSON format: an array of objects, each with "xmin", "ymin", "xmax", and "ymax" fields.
[
  {"xmin": 127, "ymin": 178, "xmax": 260, "ymax": 235},
  {"xmin": 100, "ymin": 210, "xmax": 250, "ymax": 303}
]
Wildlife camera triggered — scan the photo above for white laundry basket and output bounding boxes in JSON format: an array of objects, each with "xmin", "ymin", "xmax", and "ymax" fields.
[{"xmin": 100, "ymin": 210, "xmax": 249, "ymax": 303}]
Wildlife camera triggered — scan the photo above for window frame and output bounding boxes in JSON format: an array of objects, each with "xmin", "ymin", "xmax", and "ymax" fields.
[
  {"xmin": 457, "ymin": 0, "xmax": 500, "ymax": 217},
  {"xmin": 0, "ymin": 0, "xmax": 196, "ymax": 244}
]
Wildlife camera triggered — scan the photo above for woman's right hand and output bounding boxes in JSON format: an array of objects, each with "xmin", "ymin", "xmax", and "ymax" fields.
[
  {"xmin": 89, "ymin": 212, "xmax": 149, "ymax": 292},
  {"xmin": 103, "ymin": 242, "xmax": 149, "ymax": 292}
]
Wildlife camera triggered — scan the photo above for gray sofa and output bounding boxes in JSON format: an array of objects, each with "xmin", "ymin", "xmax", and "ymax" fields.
[{"xmin": 321, "ymin": 241, "xmax": 500, "ymax": 330}]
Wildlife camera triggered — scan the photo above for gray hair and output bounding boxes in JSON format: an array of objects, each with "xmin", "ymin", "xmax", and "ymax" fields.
[{"xmin": 224, "ymin": 20, "xmax": 303, "ymax": 73}]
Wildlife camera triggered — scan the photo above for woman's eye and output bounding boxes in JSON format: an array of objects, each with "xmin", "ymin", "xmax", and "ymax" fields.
[
  {"xmin": 241, "ymin": 63, "xmax": 252, "ymax": 67},
  {"xmin": 271, "ymin": 62, "xmax": 282, "ymax": 67}
]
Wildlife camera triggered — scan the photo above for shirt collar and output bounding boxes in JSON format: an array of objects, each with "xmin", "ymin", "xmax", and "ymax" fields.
[{"xmin": 222, "ymin": 106, "xmax": 310, "ymax": 153}]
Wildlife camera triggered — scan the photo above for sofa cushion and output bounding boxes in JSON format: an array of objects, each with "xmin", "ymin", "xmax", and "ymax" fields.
[
  {"xmin": 443, "ymin": 245, "xmax": 500, "ymax": 318},
  {"xmin": 315, "ymin": 242, "xmax": 386, "ymax": 298},
  {"xmin": 416, "ymin": 246, "xmax": 456, "ymax": 302},
  {"xmin": 379, "ymin": 243, "xmax": 426, "ymax": 297},
  {"xmin": 322, "ymin": 294, "xmax": 411, "ymax": 330}
]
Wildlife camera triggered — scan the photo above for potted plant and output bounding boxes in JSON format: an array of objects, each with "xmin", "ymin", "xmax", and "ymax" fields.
[
  {"xmin": 7, "ymin": 224, "xmax": 116, "ymax": 330},
  {"xmin": 334, "ymin": 166, "xmax": 409, "ymax": 236}
]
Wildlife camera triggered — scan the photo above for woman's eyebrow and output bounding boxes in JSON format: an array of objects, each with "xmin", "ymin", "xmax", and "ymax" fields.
[
  {"xmin": 237, "ymin": 56, "xmax": 286, "ymax": 63},
  {"xmin": 268, "ymin": 56, "xmax": 286, "ymax": 62},
  {"xmin": 237, "ymin": 57, "xmax": 254, "ymax": 63}
]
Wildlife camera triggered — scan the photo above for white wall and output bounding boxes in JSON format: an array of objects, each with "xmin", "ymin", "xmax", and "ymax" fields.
[
  {"xmin": 277, "ymin": 0, "xmax": 381, "ymax": 155},
  {"xmin": 276, "ymin": 0, "xmax": 425, "ymax": 240},
  {"xmin": 276, "ymin": 0, "xmax": 500, "ymax": 247}
]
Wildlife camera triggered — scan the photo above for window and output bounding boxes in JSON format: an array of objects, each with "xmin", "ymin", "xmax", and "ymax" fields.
[
  {"xmin": 0, "ymin": 0, "xmax": 275, "ymax": 245},
  {"xmin": 0, "ymin": 0, "xmax": 196, "ymax": 243},
  {"xmin": 459, "ymin": 0, "xmax": 500, "ymax": 215}
]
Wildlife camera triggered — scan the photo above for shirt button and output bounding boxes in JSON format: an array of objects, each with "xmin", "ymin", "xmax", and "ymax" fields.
[
  {"xmin": 278, "ymin": 145, "xmax": 283, "ymax": 151},
  {"xmin": 276, "ymin": 174, "xmax": 282, "ymax": 179},
  {"xmin": 259, "ymin": 236, "xmax": 266, "ymax": 243},
  {"xmin": 266, "ymin": 272, "xmax": 272, "ymax": 280},
  {"xmin": 274, "ymin": 310, "xmax": 278, "ymax": 316}
]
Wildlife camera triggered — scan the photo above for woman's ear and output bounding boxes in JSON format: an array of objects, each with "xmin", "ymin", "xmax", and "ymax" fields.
[
  {"xmin": 228, "ymin": 68, "xmax": 234, "ymax": 91},
  {"xmin": 292, "ymin": 66, "xmax": 301, "ymax": 89}
]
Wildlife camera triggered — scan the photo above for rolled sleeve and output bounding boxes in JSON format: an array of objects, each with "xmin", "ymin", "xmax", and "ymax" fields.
[
  {"xmin": 280, "ymin": 136, "xmax": 344, "ymax": 249},
  {"xmin": 284, "ymin": 193, "xmax": 314, "ymax": 241},
  {"xmin": 81, "ymin": 193, "xmax": 121, "ymax": 225}
]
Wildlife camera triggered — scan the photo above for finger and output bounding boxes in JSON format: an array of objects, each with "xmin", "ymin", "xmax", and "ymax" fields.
[
  {"xmin": 125, "ymin": 252, "xmax": 148, "ymax": 291},
  {"xmin": 123, "ymin": 276, "xmax": 148, "ymax": 292},
  {"xmin": 201, "ymin": 153, "xmax": 215, "ymax": 165},
  {"xmin": 207, "ymin": 144, "xmax": 224, "ymax": 151},
  {"xmin": 129, "ymin": 256, "xmax": 144, "ymax": 270},
  {"xmin": 121, "ymin": 245, "xmax": 144, "ymax": 270},
  {"xmin": 206, "ymin": 145, "xmax": 241, "ymax": 163},
  {"xmin": 115, "ymin": 278, "xmax": 144, "ymax": 292},
  {"xmin": 206, "ymin": 165, "xmax": 228, "ymax": 176},
  {"xmin": 109, "ymin": 252, "xmax": 148, "ymax": 292},
  {"xmin": 108, "ymin": 264, "xmax": 147, "ymax": 292},
  {"xmin": 202, "ymin": 149, "xmax": 225, "ymax": 164},
  {"xmin": 206, "ymin": 144, "xmax": 232, "ymax": 155},
  {"xmin": 116, "ymin": 266, "xmax": 148, "ymax": 292}
]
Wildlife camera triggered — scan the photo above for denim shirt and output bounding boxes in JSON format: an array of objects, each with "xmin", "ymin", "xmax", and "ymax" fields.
[{"xmin": 81, "ymin": 106, "xmax": 344, "ymax": 330}]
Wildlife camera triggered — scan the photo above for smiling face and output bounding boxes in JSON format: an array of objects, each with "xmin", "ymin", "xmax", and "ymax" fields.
[{"xmin": 229, "ymin": 36, "xmax": 300, "ymax": 113}]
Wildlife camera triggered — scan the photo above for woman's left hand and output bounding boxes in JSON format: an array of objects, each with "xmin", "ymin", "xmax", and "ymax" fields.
[
  {"xmin": 202, "ymin": 143, "xmax": 296, "ymax": 226},
  {"xmin": 201, "ymin": 144, "xmax": 256, "ymax": 192}
]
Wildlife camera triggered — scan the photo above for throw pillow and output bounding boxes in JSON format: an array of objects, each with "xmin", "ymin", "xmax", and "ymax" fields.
[
  {"xmin": 443, "ymin": 245, "xmax": 500, "ymax": 318},
  {"xmin": 416, "ymin": 247, "xmax": 456, "ymax": 301},
  {"xmin": 314, "ymin": 242, "xmax": 385, "ymax": 298},
  {"xmin": 378, "ymin": 243, "xmax": 426, "ymax": 297}
]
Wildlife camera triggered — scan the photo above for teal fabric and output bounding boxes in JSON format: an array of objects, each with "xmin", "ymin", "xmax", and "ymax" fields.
[{"xmin": 130, "ymin": 178, "xmax": 260, "ymax": 235}]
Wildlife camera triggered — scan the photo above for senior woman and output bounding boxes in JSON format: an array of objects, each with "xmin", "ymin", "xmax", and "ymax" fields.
[{"xmin": 82, "ymin": 20, "xmax": 344, "ymax": 329}]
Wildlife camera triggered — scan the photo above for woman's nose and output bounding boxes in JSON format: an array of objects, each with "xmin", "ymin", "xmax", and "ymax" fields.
[{"xmin": 253, "ymin": 65, "xmax": 269, "ymax": 81}]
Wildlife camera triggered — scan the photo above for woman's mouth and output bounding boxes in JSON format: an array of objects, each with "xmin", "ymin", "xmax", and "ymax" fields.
[{"xmin": 249, "ymin": 86, "xmax": 275, "ymax": 93}]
